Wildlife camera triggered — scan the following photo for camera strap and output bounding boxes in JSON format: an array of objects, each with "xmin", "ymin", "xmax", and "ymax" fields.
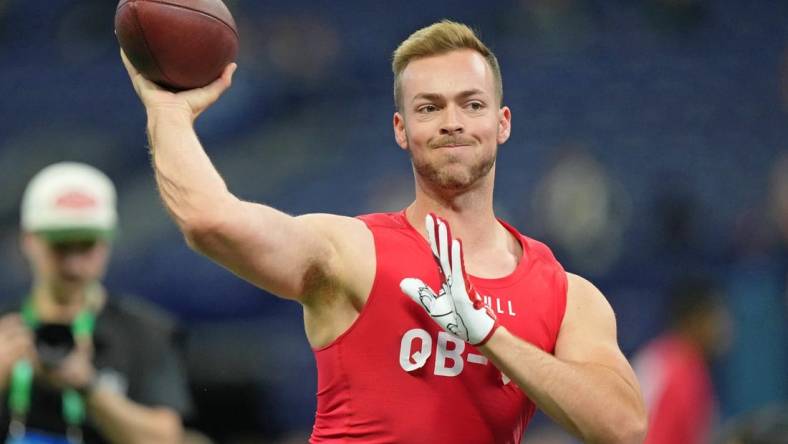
[{"xmin": 7, "ymin": 301, "xmax": 96, "ymax": 444}]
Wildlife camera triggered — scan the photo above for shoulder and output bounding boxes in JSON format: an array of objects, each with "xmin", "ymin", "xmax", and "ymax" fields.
[
  {"xmin": 296, "ymin": 212, "xmax": 374, "ymax": 273},
  {"xmin": 564, "ymin": 274, "xmax": 614, "ymax": 320},
  {"xmin": 557, "ymin": 273, "xmax": 618, "ymax": 352},
  {"xmin": 296, "ymin": 212, "xmax": 372, "ymax": 247},
  {"xmin": 507, "ymin": 225, "xmax": 567, "ymax": 297},
  {"xmin": 555, "ymin": 274, "xmax": 635, "ymax": 376},
  {"xmin": 521, "ymin": 236, "xmax": 564, "ymax": 276},
  {"xmin": 296, "ymin": 213, "xmax": 377, "ymax": 308},
  {"xmin": 355, "ymin": 211, "xmax": 410, "ymax": 230}
]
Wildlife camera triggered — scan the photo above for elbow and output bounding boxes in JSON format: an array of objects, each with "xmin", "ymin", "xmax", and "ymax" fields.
[
  {"xmin": 181, "ymin": 214, "xmax": 225, "ymax": 253},
  {"xmin": 586, "ymin": 409, "xmax": 647, "ymax": 444},
  {"xmin": 175, "ymin": 194, "xmax": 238, "ymax": 254},
  {"xmin": 605, "ymin": 412, "xmax": 648, "ymax": 444},
  {"xmin": 616, "ymin": 419, "xmax": 647, "ymax": 444}
]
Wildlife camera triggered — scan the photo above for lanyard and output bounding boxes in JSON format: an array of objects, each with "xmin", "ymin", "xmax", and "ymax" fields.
[{"xmin": 8, "ymin": 300, "xmax": 96, "ymax": 441}]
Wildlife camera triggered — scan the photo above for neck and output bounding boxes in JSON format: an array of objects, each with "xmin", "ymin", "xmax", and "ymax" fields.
[
  {"xmin": 407, "ymin": 166, "xmax": 519, "ymax": 268},
  {"xmin": 412, "ymin": 181, "xmax": 494, "ymax": 236},
  {"xmin": 31, "ymin": 282, "xmax": 103, "ymax": 323}
]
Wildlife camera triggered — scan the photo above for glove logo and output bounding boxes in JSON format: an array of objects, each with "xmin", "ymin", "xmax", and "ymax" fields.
[{"xmin": 400, "ymin": 214, "xmax": 500, "ymax": 346}]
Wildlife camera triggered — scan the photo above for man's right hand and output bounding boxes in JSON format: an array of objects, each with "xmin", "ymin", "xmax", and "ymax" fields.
[
  {"xmin": 120, "ymin": 49, "xmax": 236, "ymax": 122},
  {"xmin": 0, "ymin": 314, "xmax": 33, "ymax": 391}
]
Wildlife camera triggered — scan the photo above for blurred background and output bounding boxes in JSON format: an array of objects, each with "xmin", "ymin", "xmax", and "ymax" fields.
[{"xmin": 1, "ymin": 0, "xmax": 787, "ymax": 442}]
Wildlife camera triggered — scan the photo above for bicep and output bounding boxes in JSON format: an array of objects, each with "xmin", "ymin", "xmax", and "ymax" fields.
[
  {"xmin": 555, "ymin": 273, "xmax": 639, "ymax": 389},
  {"xmin": 187, "ymin": 198, "xmax": 371, "ymax": 302}
]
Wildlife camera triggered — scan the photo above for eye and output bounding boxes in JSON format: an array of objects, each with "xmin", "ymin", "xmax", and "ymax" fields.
[
  {"xmin": 51, "ymin": 240, "xmax": 98, "ymax": 254},
  {"xmin": 417, "ymin": 104, "xmax": 439, "ymax": 113},
  {"xmin": 467, "ymin": 101, "xmax": 484, "ymax": 111}
]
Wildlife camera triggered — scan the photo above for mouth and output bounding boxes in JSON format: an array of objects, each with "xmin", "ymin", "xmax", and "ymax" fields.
[{"xmin": 434, "ymin": 143, "xmax": 471, "ymax": 149}]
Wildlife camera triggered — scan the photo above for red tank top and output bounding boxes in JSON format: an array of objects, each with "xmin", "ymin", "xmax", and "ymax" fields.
[{"xmin": 311, "ymin": 211, "xmax": 567, "ymax": 443}]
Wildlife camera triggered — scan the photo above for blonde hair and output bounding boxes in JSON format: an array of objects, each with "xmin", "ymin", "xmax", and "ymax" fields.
[{"xmin": 391, "ymin": 20, "xmax": 503, "ymax": 111}]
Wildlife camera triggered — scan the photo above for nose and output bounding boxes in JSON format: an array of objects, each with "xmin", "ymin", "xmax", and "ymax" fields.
[
  {"xmin": 58, "ymin": 253, "xmax": 89, "ymax": 277},
  {"xmin": 440, "ymin": 105, "xmax": 463, "ymax": 135}
]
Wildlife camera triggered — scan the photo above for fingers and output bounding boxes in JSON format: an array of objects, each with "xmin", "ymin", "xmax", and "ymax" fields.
[
  {"xmin": 400, "ymin": 277, "xmax": 433, "ymax": 307},
  {"xmin": 0, "ymin": 315, "xmax": 34, "ymax": 367},
  {"xmin": 202, "ymin": 63, "xmax": 236, "ymax": 98},
  {"xmin": 451, "ymin": 238, "xmax": 464, "ymax": 290},
  {"xmin": 119, "ymin": 48, "xmax": 137, "ymax": 77},
  {"xmin": 0, "ymin": 315, "xmax": 32, "ymax": 345},
  {"xmin": 187, "ymin": 63, "xmax": 237, "ymax": 119},
  {"xmin": 437, "ymin": 218, "xmax": 452, "ymax": 278},
  {"xmin": 224, "ymin": 62, "xmax": 238, "ymax": 82},
  {"xmin": 425, "ymin": 214, "xmax": 439, "ymax": 258},
  {"xmin": 120, "ymin": 48, "xmax": 167, "ymax": 101},
  {"xmin": 425, "ymin": 213, "xmax": 456, "ymax": 279},
  {"xmin": 400, "ymin": 277, "xmax": 437, "ymax": 315},
  {"xmin": 451, "ymin": 238, "xmax": 472, "ymax": 293},
  {"xmin": 0, "ymin": 313, "xmax": 24, "ymax": 330},
  {"xmin": 452, "ymin": 239, "xmax": 484, "ymax": 309}
]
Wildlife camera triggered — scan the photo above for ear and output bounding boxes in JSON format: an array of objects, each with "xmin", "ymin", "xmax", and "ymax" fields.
[
  {"xmin": 19, "ymin": 232, "xmax": 44, "ymax": 264},
  {"xmin": 393, "ymin": 112, "xmax": 409, "ymax": 150},
  {"xmin": 496, "ymin": 106, "xmax": 512, "ymax": 145},
  {"xmin": 20, "ymin": 231, "xmax": 34, "ymax": 256}
]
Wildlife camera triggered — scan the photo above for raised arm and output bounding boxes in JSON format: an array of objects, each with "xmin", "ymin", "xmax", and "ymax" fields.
[{"xmin": 120, "ymin": 52, "xmax": 371, "ymax": 305}]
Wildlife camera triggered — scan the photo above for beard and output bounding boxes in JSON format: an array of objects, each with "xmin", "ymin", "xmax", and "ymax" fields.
[{"xmin": 410, "ymin": 140, "xmax": 497, "ymax": 191}]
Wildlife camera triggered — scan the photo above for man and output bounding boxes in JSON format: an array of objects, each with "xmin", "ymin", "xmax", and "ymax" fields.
[
  {"xmin": 634, "ymin": 276, "xmax": 730, "ymax": 444},
  {"xmin": 121, "ymin": 20, "xmax": 646, "ymax": 443},
  {"xmin": 0, "ymin": 162, "xmax": 191, "ymax": 443}
]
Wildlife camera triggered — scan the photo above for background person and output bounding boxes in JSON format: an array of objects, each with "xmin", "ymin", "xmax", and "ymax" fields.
[
  {"xmin": 633, "ymin": 275, "xmax": 731, "ymax": 444},
  {"xmin": 0, "ymin": 162, "xmax": 192, "ymax": 444}
]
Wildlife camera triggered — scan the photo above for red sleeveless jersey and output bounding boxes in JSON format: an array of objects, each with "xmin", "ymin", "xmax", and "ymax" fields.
[{"xmin": 311, "ymin": 211, "xmax": 567, "ymax": 443}]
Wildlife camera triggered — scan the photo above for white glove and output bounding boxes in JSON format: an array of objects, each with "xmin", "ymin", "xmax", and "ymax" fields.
[{"xmin": 400, "ymin": 213, "xmax": 499, "ymax": 346}]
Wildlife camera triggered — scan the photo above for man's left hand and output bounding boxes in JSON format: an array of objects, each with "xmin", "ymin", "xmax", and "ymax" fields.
[{"xmin": 400, "ymin": 213, "xmax": 499, "ymax": 346}]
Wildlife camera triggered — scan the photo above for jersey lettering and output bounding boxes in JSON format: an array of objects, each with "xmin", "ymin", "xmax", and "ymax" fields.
[
  {"xmin": 435, "ymin": 332, "xmax": 465, "ymax": 376},
  {"xmin": 399, "ymin": 328, "xmax": 432, "ymax": 371},
  {"xmin": 482, "ymin": 295, "xmax": 517, "ymax": 316},
  {"xmin": 400, "ymin": 329, "xmax": 491, "ymax": 376}
]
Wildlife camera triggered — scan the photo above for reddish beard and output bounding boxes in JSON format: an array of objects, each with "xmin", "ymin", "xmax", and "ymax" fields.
[{"xmin": 411, "ymin": 139, "xmax": 497, "ymax": 190}]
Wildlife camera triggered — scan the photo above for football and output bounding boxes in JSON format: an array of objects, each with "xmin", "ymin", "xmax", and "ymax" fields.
[{"xmin": 115, "ymin": 0, "xmax": 239, "ymax": 90}]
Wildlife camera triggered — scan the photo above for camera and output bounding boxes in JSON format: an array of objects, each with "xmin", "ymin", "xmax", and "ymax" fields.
[{"xmin": 34, "ymin": 323, "xmax": 75, "ymax": 368}]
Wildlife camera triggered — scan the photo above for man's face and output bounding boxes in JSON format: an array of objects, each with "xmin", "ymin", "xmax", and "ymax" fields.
[
  {"xmin": 23, "ymin": 233, "xmax": 110, "ymax": 293},
  {"xmin": 393, "ymin": 49, "xmax": 511, "ymax": 191}
]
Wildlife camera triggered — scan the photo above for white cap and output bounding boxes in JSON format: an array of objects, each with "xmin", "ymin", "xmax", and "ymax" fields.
[{"xmin": 21, "ymin": 162, "xmax": 117, "ymax": 241}]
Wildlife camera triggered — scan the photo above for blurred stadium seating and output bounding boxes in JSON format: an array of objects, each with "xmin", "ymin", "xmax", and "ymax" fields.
[{"xmin": 1, "ymin": 0, "xmax": 786, "ymax": 441}]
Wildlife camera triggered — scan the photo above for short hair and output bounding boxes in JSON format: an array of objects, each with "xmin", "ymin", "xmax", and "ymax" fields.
[{"xmin": 391, "ymin": 20, "xmax": 503, "ymax": 111}]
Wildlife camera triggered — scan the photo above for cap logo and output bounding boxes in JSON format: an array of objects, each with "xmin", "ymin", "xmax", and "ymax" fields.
[{"xmin": 54, "ymin": 191, "xmax": 98, "ymax": 209}]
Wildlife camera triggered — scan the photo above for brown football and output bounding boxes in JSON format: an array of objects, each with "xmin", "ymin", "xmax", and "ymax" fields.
[{"xmin": 115, "ymin": 0, "xmax": 239, "ymax": 90}]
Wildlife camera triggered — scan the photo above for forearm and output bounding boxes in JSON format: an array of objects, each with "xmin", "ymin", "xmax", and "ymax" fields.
[
  {"xmin": 146, "ymin": 106, "xmax": 234, "ymax": 231},
  {"xmin": 86, "ymin": 387, "xmax": 182, "ymax": 444},
  {"xmin": 480, "ymin": 327, "xmax": 645, "ymax": 444}
]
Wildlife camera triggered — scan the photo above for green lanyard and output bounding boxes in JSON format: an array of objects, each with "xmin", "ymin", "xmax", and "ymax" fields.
[{"xmin": 8, "ymin": 300, "xmax": 96, "ymax": 435}]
